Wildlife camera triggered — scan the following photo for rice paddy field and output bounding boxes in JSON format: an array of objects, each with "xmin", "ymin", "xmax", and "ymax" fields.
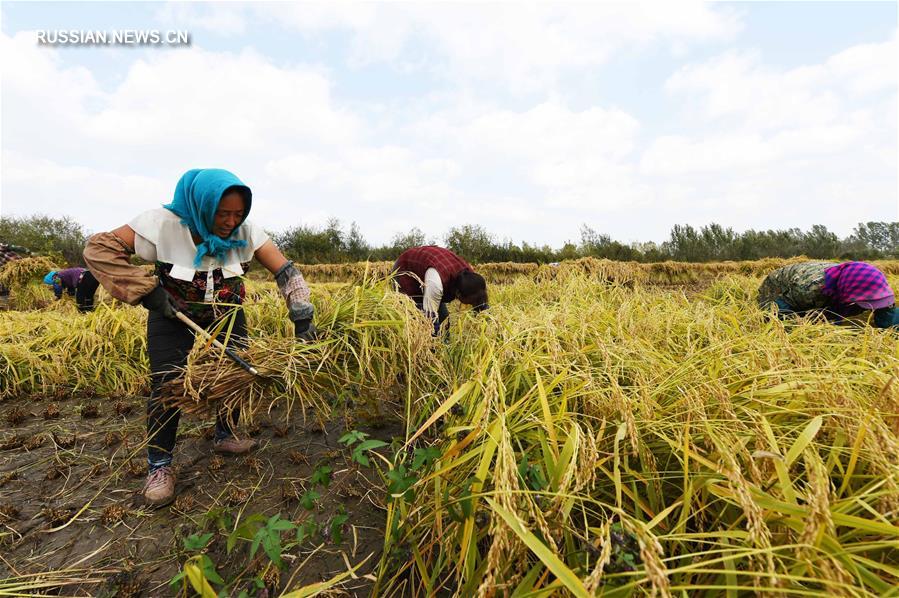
[{"xmin": 1, "ymin": 257, "xmax": 898, "ymax": 597}]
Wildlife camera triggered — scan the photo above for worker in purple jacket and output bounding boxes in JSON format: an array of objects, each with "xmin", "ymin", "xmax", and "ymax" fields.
[{"xmin": 43, "ymin": 267, "xmax": 100, "ymax": 312}]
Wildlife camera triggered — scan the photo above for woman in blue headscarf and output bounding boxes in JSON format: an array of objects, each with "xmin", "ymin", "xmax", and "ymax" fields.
[
  {"xmin": 42, "ymin": 267, "xmax": 100, "ymax": 312},
  {"xmin": 84, "ymin": 169, "xmax": 315, "ymax": 506}
]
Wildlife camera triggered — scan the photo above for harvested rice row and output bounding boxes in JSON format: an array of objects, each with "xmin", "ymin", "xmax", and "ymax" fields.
[{"xmin": 296, "ymin": 256, "xmax": 899, "ymax": 286}]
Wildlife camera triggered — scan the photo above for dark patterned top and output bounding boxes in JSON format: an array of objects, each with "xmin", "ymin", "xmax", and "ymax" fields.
[
  {"xmin": 0, "ymin": 243, "xmax": 25, "ymax": 268},
  {"xmin": 157, "ymin": 261, "xmax": 251, "ymax": 326},
  {"xmin": 757, "ymin": 262, "xmax": 833, "ymax": 310},
  {"xmin": 393, "ymin": 246, "xmax": 473, "ymax": 299}
]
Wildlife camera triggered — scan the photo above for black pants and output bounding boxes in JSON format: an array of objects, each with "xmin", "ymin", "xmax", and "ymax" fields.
[
  {"xmin": 76, "ymin": 271, "xmax": 100, "ymax": 312},
  {"xmin": 146, "ymin": 309, "xmax": 247, "ymax": 470},
  {"xmin": 412, "ymin": 296, "xmax": 449, "ymax": 336}
]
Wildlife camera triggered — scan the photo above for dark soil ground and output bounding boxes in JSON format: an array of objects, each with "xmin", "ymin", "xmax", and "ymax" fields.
[{"xmin": 0, "ymin": 390, "xmax": 404, "ymax": 597}]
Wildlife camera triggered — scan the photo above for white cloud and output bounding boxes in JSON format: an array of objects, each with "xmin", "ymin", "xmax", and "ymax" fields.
[
  {"xmin": 664, "ymin": 52, "xmax": 839, "ymax": 129},
  {"xmin": 2, "ymin": 150, "xmax": 169, "ymax": 231},
  {"xmin": 166, "ymin": 2, "xmax": 742, "ymax": 92},
  {"xmin": 664, "ymin": 33, "xmax": 896, "ymax": 129},
  {"xmin": 2, "ymin": 31, "xmax": 99, "ymax": 102},
  {"xmin": 1, "ymin": 8, "xmax": 895, "ymax": 248},
  {"xmin": 2, "ymin": 31, "xmax": 101, "ymax": 160},
  {"xmin": 645, "ymin": 33, "xmax": 896, "ymax": 185},
  {"xmin": 88, "ymin": 48, "xmax": 357, "ymax": 151},
  {"xmin": 1, "ymin": 28, "xmax": 364, "ymax": 233},
  {"xmin": 155, "ymin": 3, "xmax": 248, "ymax": 36},
  {"xmin": 827, "ymin": 33, "xmax": 898, "ymax": 97},
  {"xmin": 640, "ymin": 124, "xmax": 864, "ymax": 177},
  {"xmin": 406, "ymin": 99, "xmax": 646, "ymax": 213},
  {"xmin": 2, "ymin": 29, "xmax": 358, "ymax": 159},
  {"xmin": 461, "ymin": 101, "xmax": 639, "ymax": 162},
  {"xmin": 266, "ymin": 145, "xmax": 459, "ymax": 206}
]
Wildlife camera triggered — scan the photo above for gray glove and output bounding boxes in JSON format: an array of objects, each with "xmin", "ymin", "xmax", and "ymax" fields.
[
  {"xmin": 288, "ymin": 299, "xmax": 314, "ymax": 322},
  {"xmin": 276, "ymin": 261, "xmax": 316, "ymax": 336},
  {"xmin": 141, "ymin": 286, "xmax": 179, "ymax": 319},
  {"xmin": 294, "ymin": 318, "xmax": 318, "ymax": 342}
]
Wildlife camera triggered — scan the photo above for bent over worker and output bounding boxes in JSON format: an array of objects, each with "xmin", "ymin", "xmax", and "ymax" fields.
[
  {"xmin": 84, "ymin": 168, "xmax": 315, "ymax": 506},
  {"xmin": 43, "ymin": 267, "xmax": 100, "ymax": 312},
  {"xmin": 392, "ymin": 245, "xmax": 488, "ymax": 336},
  {"xmin": 758, "ymin": 261, "xmax": 899, "ymax": 328}
]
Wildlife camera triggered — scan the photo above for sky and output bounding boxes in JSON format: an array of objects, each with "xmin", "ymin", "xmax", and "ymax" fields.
[{"xmin": 1, "ymin": 1, "xmax": 896, "ymax": 247}]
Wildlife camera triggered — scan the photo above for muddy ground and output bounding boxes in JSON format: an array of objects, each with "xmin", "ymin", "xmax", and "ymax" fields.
[{"xmin": 0, "ymin": 390, "xmax": 405, "ymax": 596}]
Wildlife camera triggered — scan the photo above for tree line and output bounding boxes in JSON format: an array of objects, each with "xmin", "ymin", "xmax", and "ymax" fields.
[{"xmin": 1, "ymin": 214, "xmax": 898, "ymax": 266}]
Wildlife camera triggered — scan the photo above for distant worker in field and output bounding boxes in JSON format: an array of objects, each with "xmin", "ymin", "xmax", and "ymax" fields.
[
  {"xmin": 0, "ymin": 242, "xmax": 29, "ymax": 301},
  {"xmin": 758, "ymin": 261, "xmax": 899, "ymax": 328},
  {"xmin": 84, "ymin": 168, "xmax": 316, "ymax": 506},
  {"xmin": 0, "ymin": 242, "xmax": 29, "ymax": 266},
  {"xmin": 43, "ymin": 267, "xmax": 100, "ymax": 312},
  {"xmin": 392, "ymin": 245, "xmax": 489, "ymax": 336}
]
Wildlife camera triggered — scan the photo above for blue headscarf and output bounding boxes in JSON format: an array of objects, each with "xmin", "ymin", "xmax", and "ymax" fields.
[
  {"xmin": 43, "ymin": 271, "xmax": 58, "ymax": 285},
  {"xmin": 163, "ymin": 169, "xmax": 253, "ymax": 267}
]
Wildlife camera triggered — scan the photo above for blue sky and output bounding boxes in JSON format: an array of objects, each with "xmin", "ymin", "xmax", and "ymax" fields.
[{"xmin": 2, "ymin": 1, "xmax": 896, "ymax": 247}]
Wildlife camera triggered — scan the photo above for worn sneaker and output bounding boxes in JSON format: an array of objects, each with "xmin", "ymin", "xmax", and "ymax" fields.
[
  {"xmin": 142, "ymin": 466, "xmax": 175, "ymax": 506},
  {"xmin": 213, "ymin": 436, "xmax": 257, "ymax": 455}
]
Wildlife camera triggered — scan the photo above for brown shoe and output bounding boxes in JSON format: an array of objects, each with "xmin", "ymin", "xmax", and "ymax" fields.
[
  {"xmin": 213, "ymin": 436, "xmax": 257, "ymax": 455},
  {"xmin": 142, "ymin": 466, "xmax": 175, "ymax": 506}
]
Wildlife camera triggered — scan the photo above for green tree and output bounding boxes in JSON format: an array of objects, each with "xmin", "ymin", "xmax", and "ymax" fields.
[
  {"xmin": 344, "ymin": 222, "xmax": 370, "ymax": 261},
  {"xmin": 445, "ymin": 224, "xmax": 495, "ymax": 263},
  {"xmin": 273, "ymin": 218, "xmax": 371, "ymax": 263},
  {"xmin": 390, "ymin": 227, "xmax": 428, "ymax": 251},
  {"xmin": 579, "ymin": 224, "xmax": 640, "ymax": 261},
  {"xmin": 0, "ymin": 215, "xmax": 88, "ymax": 265},
  {"xmin": 664, "ymin": 224, "xmax": 705, "ymax": 261},
  {"xmin": 850, "ymin": 222, "xmax": 899, "ymax": 257},
  {"xmin": 273, "ymin": 222, "xmax": 341, "ymax": 264},
  {"xmin": 698, "ymin": 223, "xmax": 737, "ymax": 261},
  {"xmin": 799, "ymin": 224, "xmax": 841, "ymax": 259}
]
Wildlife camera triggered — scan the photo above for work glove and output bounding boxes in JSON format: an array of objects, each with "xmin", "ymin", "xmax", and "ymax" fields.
[
  {"xmin": 294, "ymin": 318, "xmax": 318, "ymax": 342},
  {"xmin": 141, "ymin": 286, "xmax": 179, "ymax": 319},
  {"xmin": 276, "ymin": 261, "xmax": 317, "ymax": 341}
]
